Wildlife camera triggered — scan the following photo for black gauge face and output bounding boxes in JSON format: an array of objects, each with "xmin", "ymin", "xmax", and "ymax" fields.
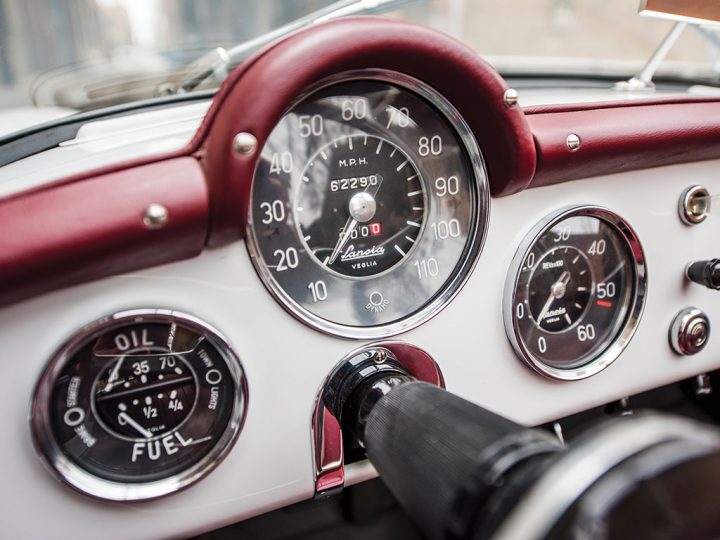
[
  {"xmin": 31, "ymin": 312, "xmax": 246, "ymax": 500},
  {"xmin": 506, "ymin": 208, "xmax": 647, "ymax": 380},
  {"xmin": 93, "ymin": 352, "xmax": 197, "ymax": 440},
  {"xmin": 298, "ymin": 135, "xmax": 425, "ymax": 277},
  {"xmin": 527, "ymin": 246, "xmax": 593, "ymax": 333},
  {"xmin": 248, "ymin": 74, "xmax": 488, "ymax": 336}
]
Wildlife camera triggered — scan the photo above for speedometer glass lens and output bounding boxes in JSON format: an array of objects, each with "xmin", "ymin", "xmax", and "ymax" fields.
[
  {"xmin": 504, "ymin": 207, "xmax": 647, "ymax": 380},
  {"xmin": 31, "ymin": 310, "xmax": 247, "ymax": 501},
  {"xmin": 247, "ymin": 72, "xmax": 488, "ymax": 337}
]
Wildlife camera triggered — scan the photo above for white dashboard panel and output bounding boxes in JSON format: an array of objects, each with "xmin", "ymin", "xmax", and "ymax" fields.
[
  {"xmin": 0, "ymin": 101, "xmax": 210, "ymax": 199},
  {"xmin": 2, "ymin": 159, "xmax": 720, "ymax": 538}
]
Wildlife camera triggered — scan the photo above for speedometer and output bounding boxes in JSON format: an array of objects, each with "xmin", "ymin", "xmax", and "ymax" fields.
[
  {"xmin": 247, "ymin": 71, "xmax": 488, "ymax": 337},
  {"xmin": 504, "ymin": 207, "xmax": 647, "ymax": 380}
]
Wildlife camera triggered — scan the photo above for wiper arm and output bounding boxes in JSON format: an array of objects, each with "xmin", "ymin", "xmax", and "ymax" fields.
[{"xmin": 170, "ymin": 0, "xmax": 419, "ymax": 95}]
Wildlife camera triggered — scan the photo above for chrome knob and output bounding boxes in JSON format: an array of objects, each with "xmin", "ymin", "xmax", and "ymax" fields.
[
  {"xmin": 686, "ymin": 259, "xmax": 720, "ymax": 290},
  {"xmin": 670, "ymin": 307, "xmax": 710, "ymax": 355}
]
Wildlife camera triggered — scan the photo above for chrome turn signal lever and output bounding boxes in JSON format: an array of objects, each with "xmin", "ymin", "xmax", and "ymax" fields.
[{"xmin": 323, "ymin": 346, "xmax": 720, "ymax": 540}]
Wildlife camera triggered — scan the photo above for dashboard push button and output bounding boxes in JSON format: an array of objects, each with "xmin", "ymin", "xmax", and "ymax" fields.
[{"xmin": 670, "ymin": 307, "xmax": 710, "ymax": 355}]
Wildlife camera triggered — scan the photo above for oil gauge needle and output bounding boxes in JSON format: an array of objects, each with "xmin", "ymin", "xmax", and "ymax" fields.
[
  {"xmin": 103, "ymin": 356, "xmax": 125, "ymax": 392},
  {"xmin": 118, "ymin": 412, "xmax": 153, "ymax": 439}
]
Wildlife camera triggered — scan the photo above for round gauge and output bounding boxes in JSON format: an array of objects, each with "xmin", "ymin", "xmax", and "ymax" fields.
[
  {"xmin": 31, "ymin": 310, "xmax": 247, "ymax": 501},
  {"xmin": 247, "ymin": 71, "xmax": 488, "ymax": 337},
  {"xmin": 504, "ymin": 207, "xmax": 647, "ymax": 380}
]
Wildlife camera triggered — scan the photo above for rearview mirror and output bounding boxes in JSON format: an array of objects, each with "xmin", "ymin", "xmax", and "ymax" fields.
[{"xmin": 640, "ymin": 0, "xmax": 720, "ymax": 26}]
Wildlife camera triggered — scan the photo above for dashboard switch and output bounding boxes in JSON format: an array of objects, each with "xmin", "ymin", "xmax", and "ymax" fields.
[
  {"xmin": 670, "ymin": 307, "xmax": 710, "ymax": 355},
  {"xmin": 686, "ymin": 259, "xmax": 720, "ymax": 289},
  {"xmin": 678, "ymin": 185, "xmax": 710, "ymax": 225}
]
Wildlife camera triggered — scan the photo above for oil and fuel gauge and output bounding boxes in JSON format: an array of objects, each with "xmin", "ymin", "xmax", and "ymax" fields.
[
  {"xmin": 504, "ymin": 207, "xmax": 647, "ymax": 380},
  {"xmin": 31, "ymin": 310, "xmax": 247, "ymax": 501}
]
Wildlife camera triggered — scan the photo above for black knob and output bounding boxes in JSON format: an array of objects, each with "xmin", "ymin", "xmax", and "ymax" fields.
[{"xmin": 686, "ymin": 259, "xmax": 720, "ymax": 290}]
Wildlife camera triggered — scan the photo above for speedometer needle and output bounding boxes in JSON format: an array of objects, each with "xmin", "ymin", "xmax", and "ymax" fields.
[
  {"xmin": 327, "ymin": 176, "xmax": 384, "ymax": 265},
  {"xmin": 118, "ymin": 411, "xmax": 154, "ymax": 439},
  {"xmin": 328, "ymin": 218, "xmax": 357, "ymax": 265},
  {"xmin": 535, "ymin": 271, "xmax": 570, "ymax": 327}
]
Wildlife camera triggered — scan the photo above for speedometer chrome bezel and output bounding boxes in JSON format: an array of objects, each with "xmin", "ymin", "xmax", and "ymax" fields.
[
  {"xmin": 30, "ymin": 308, "xmax": 248, "ymax": 501},
  {"xmin": 503, "ymin": 206, "xmax": 647, "ymax": 381},
  {"xmin": 246, "ymin": 69, "xmax": 489, "ymax": 339}
]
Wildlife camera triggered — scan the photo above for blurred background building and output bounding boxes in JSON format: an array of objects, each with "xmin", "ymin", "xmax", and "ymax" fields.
[{"xmin": 0, "ymin": 0, "xmax": 717, "ymax": 111}]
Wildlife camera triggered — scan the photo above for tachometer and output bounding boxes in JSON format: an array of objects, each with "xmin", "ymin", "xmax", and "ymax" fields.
[
  {"xmin": 247, "ymin": 71, "xmax": 488, "ymax": 337},
  {"xmin": 31, "ymin": 310, "xmax": 247, "ymax": 501},
  {"xmin": 504, "ymin": 207, "xmax": 647, "ymax": 380}
]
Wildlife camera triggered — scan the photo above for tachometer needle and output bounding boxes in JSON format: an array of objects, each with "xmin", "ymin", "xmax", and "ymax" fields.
[
  {"xmin": 118, "ymin": 411, "xmax": 153, "ymax": 439},
  {"xmin": 535, "ymin": 271, "xmax": 571, "ymax": 327}
]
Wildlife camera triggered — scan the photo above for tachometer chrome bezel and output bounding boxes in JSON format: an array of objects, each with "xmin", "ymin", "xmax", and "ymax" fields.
[
  {"xmin": 246, "ymin": 69, "xmax": 490, "ymax": 339},
  {"xmin": 503, "ymin": 206, "xmax": 647, "ymax": 381},
  {"xmin": 30, "ymin": 308, "xmax": 248, "ymax": 501}
]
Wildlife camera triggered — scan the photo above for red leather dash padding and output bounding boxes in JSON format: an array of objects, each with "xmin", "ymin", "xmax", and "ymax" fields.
[
  {"xmin": 527, "ymin": 100, "xmax": 720, "ymax": 187},
  {"xmin": 199, "ymin": 16, "xmax": 537, "ymax": 246},
  {"xmin": 0, "ymin": 157, "xmax": 208, "ymax": 306}
]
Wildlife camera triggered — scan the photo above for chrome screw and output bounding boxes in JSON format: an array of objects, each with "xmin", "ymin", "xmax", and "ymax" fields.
[
  {"xmin": 373, "ymin": 349, "xmax": 388, "ymax": 364},
  {"xmin": 503, "ymin": 88, "xmax": 519, "ymax": 107},
  {"xmin": 233, "ymin": 132, "xmax": 257, "ymax": 155},
  {"xmin": 566, "ymin": 133, "xmax": 581, "ymax": 151},
  {"xmin": 142, "ymin": 203, "xmax": 169, "ymax": 229}
]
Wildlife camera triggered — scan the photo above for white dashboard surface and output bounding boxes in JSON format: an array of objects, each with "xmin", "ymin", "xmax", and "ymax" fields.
[{"xmin": 1, "ymin": 153, "xmax": 719, "ymax": 538}]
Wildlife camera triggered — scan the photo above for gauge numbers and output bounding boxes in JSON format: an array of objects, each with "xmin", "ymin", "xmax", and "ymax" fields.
[
  {"xmin": 31, "ymin": 310, "xmax": 247, "ymax": 501},
  {"xmin": 247, "ymin": 72, "xmax": 488, "ymax": 337},
  {"xmin": 505, "ymin": 207, "xmax": 647, "ymax": 380}
]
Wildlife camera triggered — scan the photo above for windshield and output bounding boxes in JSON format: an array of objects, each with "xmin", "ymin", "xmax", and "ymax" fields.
[{"xmin": 0, "ymin": 0, "xmax": 718, "ymax": 132}]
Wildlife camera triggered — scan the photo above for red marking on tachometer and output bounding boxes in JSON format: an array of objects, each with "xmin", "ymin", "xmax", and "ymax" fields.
[{"xmin": 596, "ymin": 300, "xmax": 613, "ymax": 308}]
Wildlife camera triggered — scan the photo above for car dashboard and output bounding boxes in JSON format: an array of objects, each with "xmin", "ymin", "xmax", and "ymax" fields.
[{"xmin": 2, "ymin": 15, "xmax": 720, "ymax": 540}]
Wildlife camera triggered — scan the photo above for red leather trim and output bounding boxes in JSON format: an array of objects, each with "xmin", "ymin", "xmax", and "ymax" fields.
[
  {"xmin": 0, "ymin": 158, "xmax": 208, "ymax": 306},
  {"xmin": 523, "ymin": 95, "xmax": 720, "ymax": 115},
  {"xmin": 200, "ymin": 16, "xmax": 536, "ymax": 246},
  {"xmin": 527, "ymin": 99, "xmax": 720, "ymax": 188}
]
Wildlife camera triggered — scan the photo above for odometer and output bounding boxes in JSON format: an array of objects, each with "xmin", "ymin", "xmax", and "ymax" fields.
[
  {"xmin": 504, "ymin": 207, "xmax": 647, "ymax": 380},
  {"xmin": 247, "ymin": 71, "xmax": 488, "ymax": 337}
]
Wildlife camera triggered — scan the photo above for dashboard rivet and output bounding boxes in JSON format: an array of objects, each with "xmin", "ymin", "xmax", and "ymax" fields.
[
  {"xmin": 374, "ymin": 349, "xmax": 388, "ymax": 364},
  {"xmin": 143, "ymin": 203, "xmax": 169, "ymax": 229},
  {"xmin": 503, "ymin": 88, "xmax": 519, "ymax": 107},
  {"xmin": 233, "ymin": 132, "xmax": 257, "ymax": 155},
  {"xmin": 566, "ymin": 133, "xmax": 581, "ymax": 151}
]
